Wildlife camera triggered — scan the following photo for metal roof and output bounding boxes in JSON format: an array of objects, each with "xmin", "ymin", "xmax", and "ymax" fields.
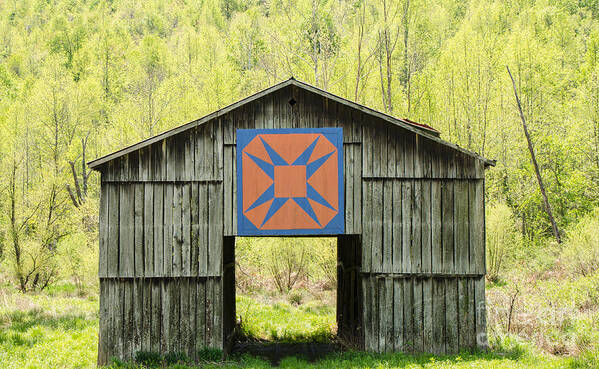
[{"xmin": 88, "ymin": 78, "xmax": 495, "ymax": 169}]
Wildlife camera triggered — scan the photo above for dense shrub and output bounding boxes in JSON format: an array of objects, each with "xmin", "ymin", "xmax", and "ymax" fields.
[
  {"xmin": 561, "ymin": 208, "xmax": 599, "ymax": 277},
  {"xmin": 486, "ymin": 202, "xmax": 521, "ymax": 282}
]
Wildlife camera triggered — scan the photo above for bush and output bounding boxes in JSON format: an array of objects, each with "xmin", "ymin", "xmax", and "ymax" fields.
[
  {"xmin": 264, "ymin": 238, "xmax": 310, "ymax": 293},
  {"xmin": 486, "ymin": 202, "xmax": 521, "ymax": 282},
  {"xmin": 134, "ymin": 351, "xmax": 162, "ymax": 366},
  {"xmin": 288, "ymin": 290, "xmax": 303, "ymax": 306},
  {"xmin": 561, "ymin": 208, "xmax": 599, "ymax": 277}
]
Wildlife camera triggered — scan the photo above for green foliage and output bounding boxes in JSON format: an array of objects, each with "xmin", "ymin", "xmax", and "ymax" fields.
[
  {"xmin": 486, "ymin": 202, "xmax": 521, "ymax": 282},
  {"xmin": 197, "ymin": 347, "xmax": 222, "ymax": 362},
  {"xmin": 0, "ymin": 0, "xmax": 597, "ymax": 294},
  {"xmin": 561, "ymin": 207, "xmax": 599, "ymax": 277},
  {"xmin": 134, "ymin": 351, "xmax": 162, "ymax": 366},
  {"xmin": 236, "ymin": 237, "xmax": 336, "ymax": 294}
]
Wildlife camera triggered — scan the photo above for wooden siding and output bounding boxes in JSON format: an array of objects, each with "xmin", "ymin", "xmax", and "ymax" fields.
[
  {"xmin": 97, "ymin": 85, "xmax": 488, "ymax": 364},
  {"xmin": 98, "ymin": 277, "xmax": 223, "ymax": 364}
]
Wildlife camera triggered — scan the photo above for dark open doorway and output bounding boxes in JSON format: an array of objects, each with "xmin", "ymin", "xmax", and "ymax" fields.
[{"xmin": 222, "ymin": 235, "xmax": 362, "ymax": 362}]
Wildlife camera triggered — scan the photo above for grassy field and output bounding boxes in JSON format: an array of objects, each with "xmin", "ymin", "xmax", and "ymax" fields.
[{"xmin": 0, "ymin": 283, "xmax": 597, "ymax": 369}]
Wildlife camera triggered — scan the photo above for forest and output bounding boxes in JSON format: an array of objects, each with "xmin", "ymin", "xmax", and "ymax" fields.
[{"xmin": 0, "ymin": 0, "xmax": 598, "ymax": 368}]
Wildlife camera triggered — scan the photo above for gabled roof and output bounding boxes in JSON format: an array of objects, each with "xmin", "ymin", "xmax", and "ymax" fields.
[{"xmin": 88, "ymin": 78, "xmax": 495, "ymax": 169}]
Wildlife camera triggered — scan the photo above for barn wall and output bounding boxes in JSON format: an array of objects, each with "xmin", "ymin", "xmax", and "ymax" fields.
[{"xmin": 97, "ymin": 85, "xmax": 487, "ymax": 364}]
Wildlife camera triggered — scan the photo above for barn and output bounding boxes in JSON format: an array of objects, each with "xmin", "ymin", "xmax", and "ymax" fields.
[{"xmin": 89, "ymin": 78, "xmax": 495, "ymax": 365}]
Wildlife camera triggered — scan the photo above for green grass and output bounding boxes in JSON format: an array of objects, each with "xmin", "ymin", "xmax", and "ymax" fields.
[
  {"xmin": 0, "ymin": 289, "xmax": 99, "ymax": 369},
  {"xmin": 0, "ymin": 287, "xmax": 597, "ymax": 369},
  {"xmin": 236, "ymin": 294, "xmax": 335, "ymax": 343}
]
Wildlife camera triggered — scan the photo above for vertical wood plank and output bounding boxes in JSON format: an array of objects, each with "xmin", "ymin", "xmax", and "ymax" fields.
[
  {"xmin": 224, "ymin": 145, "xmax": 233, "ymax": 235},
  {"xmin": 458, "ymin": 278, "xmax": 474, "ymax": 350},
  {"xmin": 421, "ymin": 181, "xmax": 432, "ymax": 273},
  {"xmin": 164, "ymin": 184, "xmax": 173, "ymax": 276},
  {"xmin": 442, "ymin": 181, "xmax": 455, "ymax": 274},
  {"xmin": 470, "ymin": 180, "xmax": 485, "ymax": 274},
  {"xmin": 151, "ymin": 278, "xmax": 161, "ymax": 352},
  {"xmin": 455, "ymin": 181, "xmax": 469, "ymax": 274},
  {"xmin": 142, "ymin": 280, "xmax": 152, "ymax": 351},
  {"xmin": 362, "ymin": 121, "xmax": 372, "ymax": 177},
  {"xmin": 189, "ymin": 278, "xmax": 197, "ymax": 360},
  {"xmin": 382, "ymin": 180, "xmax": 393, "ymax": 273},
  {"xmin": 393, "ymin": 278, "xmax": 404, "ymax": 351},
  {"xmin": 134, "ymin": 184, "xmax": 144, "ymax": 277},
  {"xmin": 161, "ymin": 280, "xmax": 169, "ymax": 352},
  {"xmin": 353, "ymin": 144, "xmax": 362, "ymax": 233},
  {"xmin": 467, "ymin": 278, "xmax": 476, "ymax": 349},
  {"xmin": 372, "ymin": 180, "xmax": 383, "ymax": 273},
  {"xmin": 169, "ymin": 279, "xmax": 180, "ymax": 353},
  {"xmin": 377, "ymin": 278, "xmax": 385, "ymax": 352},
  {"xmin": 362, "ymin": 180, "xmax": 372, "ymax": 272},
  {"xmin": 205, "ymin": 278, "xmax": 214, "ymax": 348},
  {"xmin": 119, "ymin": 185, "xmax": 134, "ymax": 277},
  {"xmin": 173, "ymin": 185, "xmax": 183, "ymax": 276},
  {"xmin": 191, "ymin": 183, "xmax": 199, "ymax": 276},
  {"xmin": 395, "ymin": 133, "xmax": 405, "ymax": 177},
  {"xmin": 123, "ymin": 281, "xmax": 133, "ymax": 361},
  {"xmin": 144, "ymin": 184, "xmax": 154, "ymax": 276},
  {"xmin": 214, "ymin": 119, "xmax": 224, "ymax": 180},
  {"xmin": 99, "ymin": 185, "xmax": 109, "ymax": 278},
  {"xmin": 432, "ymin": 278, "xmax": 445, "ymax": 355},
  {"xmin": 180, "ymin": 279, "xmax": 190, "ymax": 357},
  {"xmin": 392, "ymin": 180, "xmax": 402, "ymax": 273},
  {"xmin": 182, "ymin": 184, "xmax": 191, "ymax": 275},
  {"xmin": 386, "ymin": 126, "xmax": 396, "ymax": 177},
  {"xmin": 114, "ymin": 280, "xmax": 124, "ymax": 359},
  {"xmin": 385, "ymin": 277, "xmax": 394, "ymax": 353},
  {"xmin": 208, "ymin": 183, "xmax": 223, "ymax": 275},
  {"xmin": 153, "ymin": 184, "xmax": 164, "ymax": 275},
  {"xmin": 423, "ymin": 277, "xmax": 433, "ymax": 353},
  {"xmin": 431, "ymin": 181, "xmax": 442, "ymax": 274},
  {"xmin": 133, "ymin": 279, "xmax": 143, "ymax": 357},
  {"xmin": 213, "ymin": 277, "xmax": 223, "ymax": 348},
  {"xmin": 404, "ymin": 134, "xmax": 414, "ymax": 178},
  {"xmin": 371, "ymin": 277, "xmax": 380, "ymax": 352},
  {"xmin": 197, "ymin": 279, "xmax": 206, "ymax": 349},
  {"xmin": 199, "ymin": 183, "xmax": 209, "ymax": 276},
  {"xmin": 185, "ymin": 127, "xmax": 195, "ymax": 181},
  {"xmin": 412, "ymin": 181, "xmax": 422, "ymax": 273},
  {"xmin": 265, "ymin": 93, "xmax": 274, "ymax": 129},
  {"xmin": 345, "ymin": 144, "xmax": 354, "ymax": 234},
  {"xmin": 403, "ymin": 278, "xmax": 414, "ymax": 352},
  {"xmin": 413, "ymin": 278, "xmax": 423, "ymax": 352},
  {"xmin": 402, "ymin": 181, "xmax": 412, "ymax": 273},
  {"xmin": 362, "ymin": 276, "xmax": 372, "ymax": 351},
  {"xmin": 446, "ymin": 278, "xmax": 459, "ymax": 354}
]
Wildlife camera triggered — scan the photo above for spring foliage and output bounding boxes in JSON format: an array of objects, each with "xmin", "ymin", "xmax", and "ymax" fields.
[{"xmin": 0, "ymin": 0, "xmax": 597, "ymax": 291}]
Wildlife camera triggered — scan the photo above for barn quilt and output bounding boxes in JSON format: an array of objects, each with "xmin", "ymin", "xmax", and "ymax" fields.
[{"xmin": 236, "ymin": 128, "xmax": 344, "ymax": 235}]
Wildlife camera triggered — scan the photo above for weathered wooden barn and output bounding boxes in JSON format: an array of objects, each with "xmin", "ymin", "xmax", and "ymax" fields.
[{"xmin": 89, "ymin": 78, "xmax": 494, "ymax": 365}]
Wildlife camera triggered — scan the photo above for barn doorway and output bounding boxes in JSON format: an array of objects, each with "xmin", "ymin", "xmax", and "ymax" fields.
[{"xmin": 222, "ymin": 235, "xmax": 362, "ymax": 360}]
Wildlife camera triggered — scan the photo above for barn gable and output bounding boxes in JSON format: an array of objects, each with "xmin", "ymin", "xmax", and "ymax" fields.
[{"xmin": 89, "ymin": 78, "xmax": 494, "ymax": 173}]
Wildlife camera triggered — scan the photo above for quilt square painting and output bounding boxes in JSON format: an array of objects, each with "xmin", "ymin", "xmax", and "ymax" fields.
[{"xmin": 237, "ymin": 128, "xmax": 344, "ymax": 235}]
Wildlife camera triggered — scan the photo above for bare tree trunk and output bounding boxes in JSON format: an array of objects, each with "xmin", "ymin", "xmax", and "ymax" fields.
[
  {"xmin": 81, "ymin": 136, "xmax": 88, "ymax": 198},
  {"xmin": 507, "ymin": 66, "xmax": 561, "ymax": 244},
  {"xmin": 401, "ymin": 0, "xmax": 410, "ymax": 112},
  {"xmin": 9, "ymin": 155, "xmax": 26, "ymax": 292},
  {"xmin": 354, "ymin": 1, "xmax": 365, "ymax": 101}
]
